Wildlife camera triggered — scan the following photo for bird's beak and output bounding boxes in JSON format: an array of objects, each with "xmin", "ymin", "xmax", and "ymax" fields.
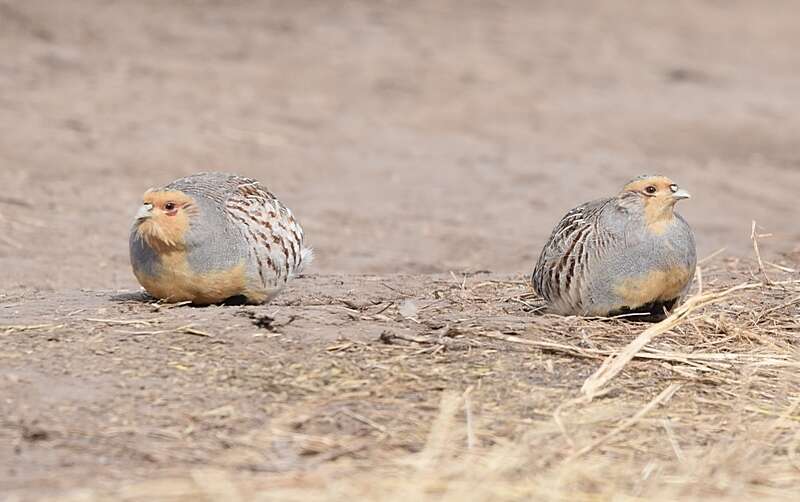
[
  {"xmin": 672, "ymin": 188, "xmax": 691, "ymax": 200},
  {"xmin": 136, "ymin": 203, "xmax": 154, "ymax": 221}
]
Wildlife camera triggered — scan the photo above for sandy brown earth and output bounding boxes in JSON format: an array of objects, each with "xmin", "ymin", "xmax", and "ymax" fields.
[
  {"xmin": 2, "ymin": 265, "xmax": 800, "ymax": 501},
  {"xmin": 1, "ymin": 1, "xmax": 800, "ymax": 500}
]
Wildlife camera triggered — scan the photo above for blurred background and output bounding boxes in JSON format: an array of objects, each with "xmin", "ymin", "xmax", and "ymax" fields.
[{"xmin": 1, "ymin": 0, "xmax": 799, "ymax": 290}]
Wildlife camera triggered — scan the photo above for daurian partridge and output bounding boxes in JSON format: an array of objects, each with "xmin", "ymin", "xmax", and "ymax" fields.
[
  {"xmin": 130, "ymin": 172, "xmax": 312, "ymax": 305},
  {"xmin": 531, "ymin": 175, "xmax": 696, "ymax": 320}
]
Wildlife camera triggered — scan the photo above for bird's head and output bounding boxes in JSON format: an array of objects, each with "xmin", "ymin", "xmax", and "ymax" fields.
[
  {"xmin": 133, "ymin": 189, "xmax": 197, "ymax": 252},
  {"xmin": 619, "ymin": 175, "xmax": 691, "ymax": 230}
]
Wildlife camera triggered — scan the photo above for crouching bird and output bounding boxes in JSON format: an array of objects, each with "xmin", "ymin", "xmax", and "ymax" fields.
[
  {"xmin": 130, "ymin": 172, "xmax": 312, "ymax": 305},
  {"xmin": 531, "ymin": 175, "xmax": 696, "ymax": 321}
]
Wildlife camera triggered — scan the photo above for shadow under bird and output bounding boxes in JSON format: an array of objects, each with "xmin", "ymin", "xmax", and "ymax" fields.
[
  {"xmin": 531, "ymin": 175, "xmax": 696, "ymax": 321},
  {"xmin": 129, "ymin": 172, "xmax": 312, "ymax": 305}
]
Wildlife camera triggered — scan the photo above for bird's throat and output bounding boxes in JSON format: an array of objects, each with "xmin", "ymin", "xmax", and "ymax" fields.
[
  {"xmin": 136, "ymin": 219, "xmax": 186, "ymax": 253},
  {"xmin": 644, "ymin": 201, "xmax": 677, "ymax": 236}
]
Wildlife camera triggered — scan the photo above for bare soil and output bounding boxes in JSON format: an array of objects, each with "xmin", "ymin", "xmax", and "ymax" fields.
[{"xmin": 1, "ymin": 1, "xmax": 800, "ymax": 500}]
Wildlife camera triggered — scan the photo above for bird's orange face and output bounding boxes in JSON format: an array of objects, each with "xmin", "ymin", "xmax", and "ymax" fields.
[
  {"xmin": 133, "ymin": 189, "xmax": 196, "ymax": 252},
  {"xmin": 622, "ymin": 176, "xmax": 691, "ymax": 233}
]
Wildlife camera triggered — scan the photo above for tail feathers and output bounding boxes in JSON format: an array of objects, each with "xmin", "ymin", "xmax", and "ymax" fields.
[{"xmin": 291, "ymin": 247, "xmax": 314, "ymax": 277}]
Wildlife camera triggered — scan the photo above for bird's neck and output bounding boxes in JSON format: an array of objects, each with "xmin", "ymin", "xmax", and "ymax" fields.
[
  {"xmin": 643, "ymin": 201, "xmax": 677, "ymax": 236},
  {"xmin": 135, "ymin": 220, "xmax": 187, "ymax": 254}
]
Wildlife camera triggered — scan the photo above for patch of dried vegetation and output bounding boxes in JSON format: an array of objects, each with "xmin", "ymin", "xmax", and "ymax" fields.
[
  {"xmin": 32, "ymin": 254, "xmax": 796, "ymax": 502},
  {"xmin": 0, "ymin": 243, "xmax": 794, "ymax": 502}
]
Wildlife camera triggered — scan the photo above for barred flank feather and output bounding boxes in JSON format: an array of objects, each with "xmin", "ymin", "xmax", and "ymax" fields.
[
  {"xmin": 223, "ymin": 176, "xmax": 310, "ymax": 287},
  {"xmin": 532, "ymin": 198, "xmax": 612, "ymax": 313}
]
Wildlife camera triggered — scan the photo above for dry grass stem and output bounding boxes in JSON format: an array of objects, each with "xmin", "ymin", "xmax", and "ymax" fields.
[
  {"xmin": 698, "ymin": 247, "xmax": 727, "ymax": 265},
  {"xmin": 1, "ymin": 323, "xmax": 64, "ymax": 334},
  {"xmin": 114, "ymin": 324, "xmax": 212, "ymax": 337},
  {"xmin": 85, "ymin": 318, "xmax": 162, "ymax": 326},
  {"xmin": 415, "ymin": 392, "xmax": 462, "ymax": 471},
  {"xmin": 751, "ymin": 220, "xmax": 773, "ymax": 285},
  {"xmin": 567, "ymin": 383, "xmax": 682, "ymax": 461}
]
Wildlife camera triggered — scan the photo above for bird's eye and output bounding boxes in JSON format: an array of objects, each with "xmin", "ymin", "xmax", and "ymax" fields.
[
  {"xmin": 645, "ymin": 186, "xmax": 657, "ymax": 195},
  {"xmin": 164, "ymin": 202, "xmax": 176, "ymax": 211}
]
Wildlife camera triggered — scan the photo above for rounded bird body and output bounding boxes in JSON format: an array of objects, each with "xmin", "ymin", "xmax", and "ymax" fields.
[
  {"xmin": 532, "ymin": 175, "xmax": 696, "ymax": 320},
  {"xmin": 130, "ymin": 172, "xmax": 312, "ymax": 305}
]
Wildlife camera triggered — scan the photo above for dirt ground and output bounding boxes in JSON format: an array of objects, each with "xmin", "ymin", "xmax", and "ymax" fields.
[{"xmin": 1, "ymin": 1, "xmax": 800, "ymax": 500}]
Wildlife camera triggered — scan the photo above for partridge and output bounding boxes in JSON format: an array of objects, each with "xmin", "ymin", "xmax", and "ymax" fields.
[
  {"xmin": 531, "ymin": 175, "xmax": 696, "ymax": 320},
  {"xmin": 129, "ymin": 172, "xmax": 312, "ymax": 305}
]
